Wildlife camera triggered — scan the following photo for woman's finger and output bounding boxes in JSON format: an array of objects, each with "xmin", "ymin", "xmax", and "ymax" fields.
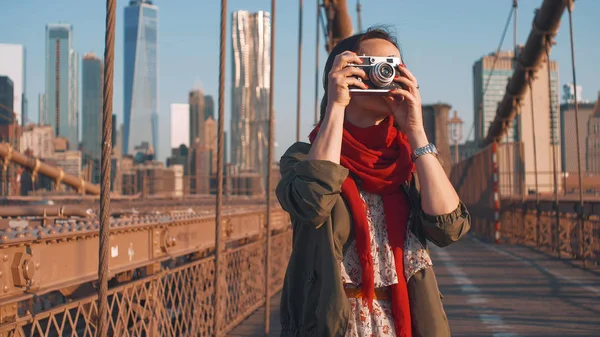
[
  {"xmin": 397, "ymin": 65, "xmax": 418, "ymax": 86},
  {"xmin": 331, "ymin": 51, "xmax": 363, "ymax": 73},
  {"xmin": 389, "ymin": 88, "xmax": 418, "ymax": 104},
  {"xmin": 393, "ymin": 75, "xmax": 417, "ymax": 92},
  {"xmin": 336, "ymin": 66, "xmax": 369, "ymax": 80},
  {"xmin": 345, "ymin": 77, "xmax": 369, "ymax": 90}
]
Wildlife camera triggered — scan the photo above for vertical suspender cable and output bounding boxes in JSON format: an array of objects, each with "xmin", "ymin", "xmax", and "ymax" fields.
[
  {"xmin": 356, "ymin": 0, "xmax": 362, "ymax": 33},
  {"xmin": 265, "ymin": 0, "xmax": 277, "ymax": 333},
  {"xmin": 314, "ymin": 0, "xmax": 321, "ymax": 124},
  {"xmin": 567, "ymin": 0, "xmax": 585, "ymax": 267},
  {"xmin": 546, "ymin": 37, "xmax": 561, "ymax": 255},
  {"xmin": 528, "ymin": 76, "xmax": 540, "ymax": 247},
  {"xmin": 98, "ymin": 0, "xmax": 115, "ymax": 336},
  {"xmin": 296, "ymin": 0, "xmax": 303, "ymax": 142},
  {"xmin": 214, "ymin": 0, "xmax": 227, "ymax": 335}
]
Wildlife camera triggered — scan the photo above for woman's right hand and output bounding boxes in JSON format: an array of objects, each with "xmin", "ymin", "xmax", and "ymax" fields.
[{"xmin": 327, "ymin": 51, "xmax": 369, "ymax": 109}]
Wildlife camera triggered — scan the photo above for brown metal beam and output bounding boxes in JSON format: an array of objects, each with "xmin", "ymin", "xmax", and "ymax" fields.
[
  {"xmin": 0, "ymin": 143, "xmax": 100, "ymax": 195},
  {"xmin": 484, "ymin": 0, "xmax": 568, "ymax": 146}
]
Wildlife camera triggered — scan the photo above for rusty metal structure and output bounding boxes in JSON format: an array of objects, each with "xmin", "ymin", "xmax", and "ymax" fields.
[
  {"xmin": 0, "ymin": 205, "xmax": 291, "ymax": 336},
  {"xmin": 0, "ymin": 143, "xmax": 100, "ymax": 196}
]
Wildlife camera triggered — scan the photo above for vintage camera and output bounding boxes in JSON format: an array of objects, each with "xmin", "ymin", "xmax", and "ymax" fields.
[{"xmin": 347, "ymin": 56, "xmax": 402, "ymax": 93}]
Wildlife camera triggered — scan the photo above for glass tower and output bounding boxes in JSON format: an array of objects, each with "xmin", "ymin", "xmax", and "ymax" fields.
[
  {"xmin": 44, "ymin": 24, "xmax": 79, "ymax": 149},
  {"xmin": 82, "ymin": 53, "xmax": 103, "ymax": 165},
  {"xmin": 123, "ymin": 0, "xmax": 158, "ymax": 157}
]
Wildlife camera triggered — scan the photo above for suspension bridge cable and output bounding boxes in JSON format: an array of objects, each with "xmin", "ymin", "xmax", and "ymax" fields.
[
  {"xmin": 528, "ymin": 74, "xmax": 540, "ymax": 247},
  {"xmin": 314, "ymin": 0, "xmax": 321, "ymax": 124},
  {"xmin": 265, "ymin": 0, "xmax": 276, "ymax": 333},
  {"xmin": 98, "ymin": 0, "xmax": 116, "ymax": 336},
  {"xmin": 567, "ymin": 0, "xmax": 585, "ymax": 266},
  {"xmin": 356, "ymin": 0, "xmax": 362, "ymax": 32},
  {"xmin": 297, "ymin": 0, "xmax": 303, "ymax": 142},
  {"xmin": 214, "ymin": 0, "xmax": 227, "ymax": 334}
]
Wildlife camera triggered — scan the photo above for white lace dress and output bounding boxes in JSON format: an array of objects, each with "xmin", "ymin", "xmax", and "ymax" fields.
[{"xmin": 340, "ymin": 190, "xmax": 433, "ymax": 337}]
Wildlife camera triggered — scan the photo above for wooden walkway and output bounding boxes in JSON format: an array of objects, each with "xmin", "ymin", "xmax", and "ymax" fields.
[{"xmin": 227, "ymin": 293, "xmax": 282, "ymax": 336}]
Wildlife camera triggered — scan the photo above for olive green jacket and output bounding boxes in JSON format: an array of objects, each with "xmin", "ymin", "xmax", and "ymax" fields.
[{"xmin": 275, "ymin": 142, "xmax": 471, "ymax": 337}]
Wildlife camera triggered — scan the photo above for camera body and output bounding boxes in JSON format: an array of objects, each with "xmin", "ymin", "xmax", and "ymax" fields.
[{"xmin": 347, "ymin": 56, "xmax": 403, "ymax": 93}]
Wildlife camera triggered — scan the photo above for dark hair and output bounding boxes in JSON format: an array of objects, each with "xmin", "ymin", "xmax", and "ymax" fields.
[{"xmin": 319, "ymin": 26, "xmax": 402, "ymax": 122}]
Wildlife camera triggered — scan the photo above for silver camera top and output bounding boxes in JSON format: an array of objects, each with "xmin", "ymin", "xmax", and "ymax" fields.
[{"xmin": 348, "ymin": 56, "xmax": 402, "ymax": 67}]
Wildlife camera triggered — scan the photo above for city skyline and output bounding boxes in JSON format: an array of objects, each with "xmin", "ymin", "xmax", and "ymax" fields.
[{"xmin": 0, "ymin": 0, "xmax": 599, "ymax": 163}]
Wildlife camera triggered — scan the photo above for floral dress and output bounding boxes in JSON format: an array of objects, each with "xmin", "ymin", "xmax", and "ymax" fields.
[{"xmin": 340, "ymin": 190, "xmax": 433, "ymax": 337}]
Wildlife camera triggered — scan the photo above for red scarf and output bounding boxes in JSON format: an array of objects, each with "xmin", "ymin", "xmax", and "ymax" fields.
[{"xmin": 309, "ymin": 117, "xmax": 415, "ymax": 337}]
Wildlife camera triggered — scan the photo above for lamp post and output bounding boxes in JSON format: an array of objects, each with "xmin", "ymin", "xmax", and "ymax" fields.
[{"xmin": 448, "ymin": 110, "xmax": 464, "ymax": 164}]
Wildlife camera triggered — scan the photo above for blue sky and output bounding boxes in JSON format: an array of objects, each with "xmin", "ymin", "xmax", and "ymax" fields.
[{"xmin": 1, "ymin": 0, "xmax": 599, "ymax": 162}]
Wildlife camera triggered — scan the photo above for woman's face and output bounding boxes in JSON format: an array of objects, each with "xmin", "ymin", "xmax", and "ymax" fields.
[{"xmin": 346, "ymin": 38, "xmax": 402, "ymax": 119}]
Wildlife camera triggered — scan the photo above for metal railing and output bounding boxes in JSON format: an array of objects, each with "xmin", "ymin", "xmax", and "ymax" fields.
[{"xmin": 0, "ymin": 209, "xmax": 291, "ymax": 336}]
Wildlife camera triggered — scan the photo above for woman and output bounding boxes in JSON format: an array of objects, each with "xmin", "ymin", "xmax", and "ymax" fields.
[{"xmin": 276, "ymin": 27, "xmax": 471, "ymax": 337}]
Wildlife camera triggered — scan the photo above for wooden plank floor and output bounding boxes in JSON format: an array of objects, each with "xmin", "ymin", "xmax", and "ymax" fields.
[{"xmin": 227, "ymin": 293, "xmax": 282, "ymax": 336}]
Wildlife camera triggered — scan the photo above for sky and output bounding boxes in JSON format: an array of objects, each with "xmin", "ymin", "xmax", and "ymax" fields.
[{"xmin": 1, "ymin": 0, "xmax": 599, "ymax": 163}]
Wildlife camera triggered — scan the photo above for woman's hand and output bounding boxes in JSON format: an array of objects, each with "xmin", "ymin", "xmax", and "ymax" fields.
[
  {"xmin": 327, "ymin": 51, "xmax": 369, "ymax": 110},
  {"xmin": 383, "ymin": 65, "xmax": 424, "ymax": 134}
]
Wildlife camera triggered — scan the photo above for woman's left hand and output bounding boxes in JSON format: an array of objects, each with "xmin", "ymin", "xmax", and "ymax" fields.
[{"xmin": 383, "ymin": 65, "xmax": 424, "ymax": 133}]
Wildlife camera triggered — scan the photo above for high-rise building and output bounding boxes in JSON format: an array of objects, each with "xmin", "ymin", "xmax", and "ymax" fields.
[
  {"xmin": 189, "ymin": 90, "xmax": 205, "ymax": 147},
  {"xmin": 204, "ymin": 115, "xmax": 217, "ymax": 175},
  {"xmin": 0, "ymin": 44, "xmax": 26, "ymax": 126},
  {"xmin": 81, "ymin": 53, "xmax": 103, "ymax": 162},
  {"xmin": 170, "ymin": 103, "xmax": 189, "ymax": 148},
  {"xmin": 20, "ymin": 125, "xmax": 55, "ymax": 158},
  {"xmin": 38, "ymin": 93, "xmax": 46, "ymax": 125},
  {"xmin": 204, "ymin": 94, "xmax": 214, "ymax": 120},
  {"xmin": 231, "ymin": 10, "xmax": 272, "ymax": 182},
  {"xmin": 0, "ymin": 76, "xmax": 14, "ymax": 124},
  {"xmin": 44, "ymin": 23, "xmax": 79, "ymax": 150},
  {"xmin": 562, "ymin": 83, "xmax": 584, "ymax": 104},
  {"xmin": 123, "ymin": 0, "xmax": 158, "ymax": 156},
  {"xmin": 473, "ymin": 51, "xmax": 515, "ymax": 142},
  {"xmin": 561, "ymin": 100, "xmax": 597, "ymax": 174}
]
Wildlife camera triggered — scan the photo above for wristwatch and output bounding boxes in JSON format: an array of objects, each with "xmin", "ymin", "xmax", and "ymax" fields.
[{"xmin": 411, "ymin": 143, "xmax": 438, "ymax": 162}]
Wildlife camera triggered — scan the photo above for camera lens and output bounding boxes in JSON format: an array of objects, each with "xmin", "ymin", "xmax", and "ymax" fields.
[{"xmin": 370, "ymin": 62, "xmax": 395, "ymax": 87}]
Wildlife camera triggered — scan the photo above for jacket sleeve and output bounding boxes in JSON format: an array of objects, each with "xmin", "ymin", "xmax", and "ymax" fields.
[
  {"xmin": 275, "ymin": 142, "xmax": 349, "ymax": 228},
  {"xmin": 410, "ymin": 173, "xmax": 471, "ymax": 247},
  {"xmin": 418, "ymin": 201, "xmax": 471, "ymax": 247}
]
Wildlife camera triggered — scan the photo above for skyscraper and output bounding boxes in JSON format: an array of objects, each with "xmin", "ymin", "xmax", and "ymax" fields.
[
  {"xmin": 0, "ymin": 44, "xmax": 26, "ymax": 126},
  {"xmin": 123, "ymin": 0, "xmax": 158, "ymax": 156},
  {"xmin": 0, "ymin": 76, "xmax": 14, "ymax": 124},
  {"xmin": 231, "ymin": 10, "xmax": 272, "ymax": 181},
  {"xmin": 204, "ymin": 94, "xmax": 214, "ymax": 120},
  {"xmin": 189, "ymin": 89, "xmax": 205, "ymax": 147},
  {"xmin": 44, "ymin": 24, "xmax": 79, "ymax": 149},
  {"xmin": 170, "ymin": 103, "xmax": 189, "ymax": 148},
  {"xmin": 473, "ymin": 51, "xmax": 514, "ymax": 142},
  {"xmin": 81, "ymin": 53, "xmax": 103, "ymax": 162}
]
